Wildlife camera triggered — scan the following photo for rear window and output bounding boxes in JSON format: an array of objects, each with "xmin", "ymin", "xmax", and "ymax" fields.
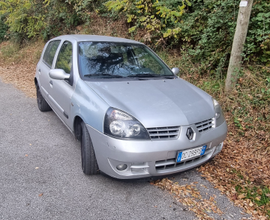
[{"xmin": 43, "ymin": 40, "xmax": 61, "ymax": 67}]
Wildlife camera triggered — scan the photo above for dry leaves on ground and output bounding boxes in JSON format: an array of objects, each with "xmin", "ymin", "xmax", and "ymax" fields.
[
  {"xmin": 152, "ymin": 178, "xmax": 223, "ymax": 220},
  {"xmin": 0, "ymin": 41, "xmax": 43, "ymax": 97},
  {"xmin": 199, "ymin": 136, "xmax": 270, "ymax": 219}
]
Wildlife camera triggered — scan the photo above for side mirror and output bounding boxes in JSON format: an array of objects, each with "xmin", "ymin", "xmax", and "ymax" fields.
[
  {"xmin": 49, "ymin": 69, "xmax": 70, "ymax": 80},
  {"xmin": 171, "ymin": 67, "xmax": 180, "ymax": 75}
]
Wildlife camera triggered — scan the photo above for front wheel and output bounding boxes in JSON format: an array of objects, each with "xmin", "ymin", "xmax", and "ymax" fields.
[
  {"xmin": 36, "ymin": 85, "xmax": 51, "ymax": 112},
  {"xmin": 81, "ymin": 121, "xmax": 99, "ymax": 175}
]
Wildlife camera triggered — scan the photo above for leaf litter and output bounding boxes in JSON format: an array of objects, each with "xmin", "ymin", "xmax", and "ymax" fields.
[{"xmin": 152, "ymin": 178, "xmax": 223, "ymax": 219}]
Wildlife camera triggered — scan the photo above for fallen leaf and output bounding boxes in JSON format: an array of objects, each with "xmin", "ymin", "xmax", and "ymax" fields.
[{"xmin": 238, "ymin": 194, "xmax": 245, "ymax": 199}]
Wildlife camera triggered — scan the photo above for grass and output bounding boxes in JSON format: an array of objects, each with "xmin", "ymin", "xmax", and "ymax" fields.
[
  {"xmin": 236, "ymin": 185, "xmax": 270, "ymax": 217},
  {"xmin": 0, "ymin": 42, "xmax": 20, "ymax": 63},
  {"xmin": 0, "ymin": 40, "xmax": 44, "ymax": 65}
]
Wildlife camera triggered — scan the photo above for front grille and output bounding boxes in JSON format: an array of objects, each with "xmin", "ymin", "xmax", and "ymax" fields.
[
  {"xmin": 195, "ymin": 118, "xmax": 214, "ymax": 132},
  {"xmin": 147, "ymin": 126, "xmax": 180, "ymax": 140},
  {"xmin": 155, "ymin": 155, "xmax": 207, "ymax": 171},
  {"xmin": 155, "ymin": 146, "xmax": 214, "ymax": 172}
]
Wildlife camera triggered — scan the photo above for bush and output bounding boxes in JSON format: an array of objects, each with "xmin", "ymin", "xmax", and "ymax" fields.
[
  {"xmin": 245, "ymin": 1, "xmax": 270, "ymax": 64},
  {"xmin": 104, "ymin": 0, "xmax": 190, "ymax": 44},
  {"xmin": 41, "ymin": 0, "xmax": 81, "ymax": 40},
  {"xmin": 0, "ymin": 14, "xmax": 8, "ymax": 42},
  {"xmin": 177, "ymin": 0, "xmax": 238, "ymax": 75},
  {"xmin": 0, "ymin": 0, "xmax": 106, "ymax": 42},
  {"xmin": 0, "ymin": 0, "xmax": 47, "ymax": 43},
  {"xmin": 179, "ymin": 0, "xmax": 270, "ymax": 74}
]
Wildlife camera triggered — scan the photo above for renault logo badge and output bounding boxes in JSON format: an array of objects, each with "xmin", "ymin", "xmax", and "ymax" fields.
[{"xmin": 186, "ymin": 127, "xmax": 194, "ymax": 140}]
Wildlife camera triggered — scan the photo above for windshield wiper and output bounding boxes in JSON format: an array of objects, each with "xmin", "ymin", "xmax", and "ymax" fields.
[
  {"xmin": 84, "ymin": 73, "xmax": 124, "ymax": 78},
  {"xmin": 127, "ymin": 73, "xmax": 161, "ymax": 78},
  {"xmin": 128, "ymin": 73, "xmax": 175, "ymax": 79},
  {"xmin": 162, "ymin": 75, "xmax": 176, "ymax": 79}
]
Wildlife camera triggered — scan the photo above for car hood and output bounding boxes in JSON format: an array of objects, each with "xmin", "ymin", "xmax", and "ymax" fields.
[{"xmin": 85, "ymin": 78, "xmax": 214, "ymax": 127}]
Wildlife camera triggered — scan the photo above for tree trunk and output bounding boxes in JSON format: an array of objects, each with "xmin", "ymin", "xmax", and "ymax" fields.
[{"xmin": 225, "ymin": 0, "xmax": 253, "ymax": 93}]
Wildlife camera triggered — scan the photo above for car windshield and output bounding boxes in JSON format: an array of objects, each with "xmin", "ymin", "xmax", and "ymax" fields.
[{"xmin": 78, "ymin": 42, "xmax": 174, "ymax": 79}]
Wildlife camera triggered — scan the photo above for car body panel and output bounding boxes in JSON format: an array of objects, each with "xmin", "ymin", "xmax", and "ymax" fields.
[
  {"xmin": 71, "ymin": 80, "xmax": 109, "ymax": 132},
  {"xmin": 87, "ymin": 120, "xmax": 227, "ymax": 179},
  {"xmin": 86, "ymin": 78, "xmax": 214, "ymax": 128}
]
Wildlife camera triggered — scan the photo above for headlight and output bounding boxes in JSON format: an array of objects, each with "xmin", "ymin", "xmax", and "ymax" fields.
[
  {"xmin": 212, "ymin": 98, "xmax": 225, "ymax": 127},
  {"xmin": 104, "ymin": 108, "xmax": 150, "ymax": 140}
]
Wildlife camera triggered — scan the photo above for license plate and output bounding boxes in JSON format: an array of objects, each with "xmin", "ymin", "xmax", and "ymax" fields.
[{"xmin": 176, "ymin": 145, "xmax": 207, "ymax": 163}]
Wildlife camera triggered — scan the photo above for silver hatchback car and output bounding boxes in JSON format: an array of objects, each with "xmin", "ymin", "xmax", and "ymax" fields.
[{"xmin": 35, "ymin": 35, "xmax": 227, "ymax": 179}]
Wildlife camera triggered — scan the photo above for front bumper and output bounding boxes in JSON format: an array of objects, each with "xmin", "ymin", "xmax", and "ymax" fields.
[{"xmin": 87, "ymin": 121, "xmax": 227, "ymax": 179}]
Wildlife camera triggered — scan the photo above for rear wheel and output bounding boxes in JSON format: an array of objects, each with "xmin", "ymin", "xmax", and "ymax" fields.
[
  {"xmin": 81, "ymin": 121, "xmax": 99, "ymax": 175},
  {"xmin": 36, "ymin": 85, "xmax": 51, "ymax": 112}
]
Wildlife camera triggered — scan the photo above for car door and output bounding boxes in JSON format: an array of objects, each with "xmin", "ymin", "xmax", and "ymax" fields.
[
  {"xmin": 38, "ymin": 40, "xmax": 61, "ymax": 106},
  {"xmin": 49, "ymin": 41, "xmax": 74, "ymax": 129}
]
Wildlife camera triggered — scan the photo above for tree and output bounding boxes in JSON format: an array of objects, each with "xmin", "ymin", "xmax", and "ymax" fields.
[{"xmin": 225, "ymin": 0, "xmax": 254, "ymax": 92}]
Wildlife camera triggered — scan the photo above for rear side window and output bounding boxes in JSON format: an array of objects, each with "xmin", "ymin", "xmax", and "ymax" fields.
[{"xmin": 43, "ymin": 40, "xmax": 60, "ymax": 67}]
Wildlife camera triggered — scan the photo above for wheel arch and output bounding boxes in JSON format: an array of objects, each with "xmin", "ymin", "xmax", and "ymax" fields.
[
  {"xmin": 34, "ymin": 77, "xmax": 38, "ymax": 88},
  {"xmin": 74, "ymin": 116, "xmax": 83, "ymax": 141}
]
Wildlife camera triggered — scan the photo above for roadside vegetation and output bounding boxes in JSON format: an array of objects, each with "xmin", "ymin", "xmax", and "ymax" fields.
[{"xmin": 0, "ymin": 0, "xmax": 269, "ymax": 218}]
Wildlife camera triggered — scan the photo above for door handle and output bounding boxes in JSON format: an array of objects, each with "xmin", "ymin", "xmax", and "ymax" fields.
[
  {"xmin": 49, "ymin": 80, "xmax": 53, "ymax": 87},
  {"xmin": 38, "ymin": 69, "xmax": 41, "ymax": 75}
]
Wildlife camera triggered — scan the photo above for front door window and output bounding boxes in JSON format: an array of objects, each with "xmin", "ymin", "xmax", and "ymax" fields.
[{"xmin": 55, "ymin": 41, "xmax": 73, "ymax": 74}]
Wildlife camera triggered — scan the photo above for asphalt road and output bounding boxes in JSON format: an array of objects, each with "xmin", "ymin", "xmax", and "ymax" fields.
[{"xmin": 0, "ymin": 79, "xmax": 250, "ymax": 220}]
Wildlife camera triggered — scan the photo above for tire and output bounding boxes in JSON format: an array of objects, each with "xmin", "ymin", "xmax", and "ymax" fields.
[
  {"xmin": 81, "ymin": 121, "xmax": 99, "ymax": 175},
  {"xmin": 36, "ymin": 85, "xmax": 51, "ymax": 112}
]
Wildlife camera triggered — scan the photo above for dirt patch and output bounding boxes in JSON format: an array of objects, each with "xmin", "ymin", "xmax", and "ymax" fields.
[
  {"xmin": 77, "ymin": 13, "xmax": 130, "ymax": 39},
  {"xmin": 0, "ymin": 65, "xmax": 36, "ymax": 97},
  {"xmin": 0, "ymin": 41, "xmax": 44, "ymax": 98}
]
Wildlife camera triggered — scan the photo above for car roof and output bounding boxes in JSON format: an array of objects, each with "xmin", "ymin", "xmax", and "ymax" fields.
[{"xmin": 51, "ymin": 35, "xmax": 144, "ymax": 45}]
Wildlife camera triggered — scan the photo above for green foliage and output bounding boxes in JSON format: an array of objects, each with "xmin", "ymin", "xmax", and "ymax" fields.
[
  {"xmin": 0, "ymin": 14, "xmax": 8, "ymax": 42},
  {"xmin": 104, "ymin": 0, "xmax": 190, "ymax": 43},
  {"xmin": 0, "ymin": 0, "xmax": 46, "ymax": 41},
  {"xmin": 41, "ymin": 0, "xmax": 81, "ymax": 40},
  {"xmin": 236, "ymin": 184, "xmax": 270, "ymax": 218},
  {"xmin": 0, "ymin": 0, "xmax": 104, "ymax": 42},
  {"xmin": 179, "ymin": 0, "xmax": 270, "ymax": 74},
  {"xmin": 245, "ymin": 1, "xmax": 270, "ymax": 64},
  {"xmin": 177, "ymin": 0, "xmax": 238, "ymax": 75},
  {"xmin": 65, "ymin": 0, "xmax": 94, "ymax": 22}
]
